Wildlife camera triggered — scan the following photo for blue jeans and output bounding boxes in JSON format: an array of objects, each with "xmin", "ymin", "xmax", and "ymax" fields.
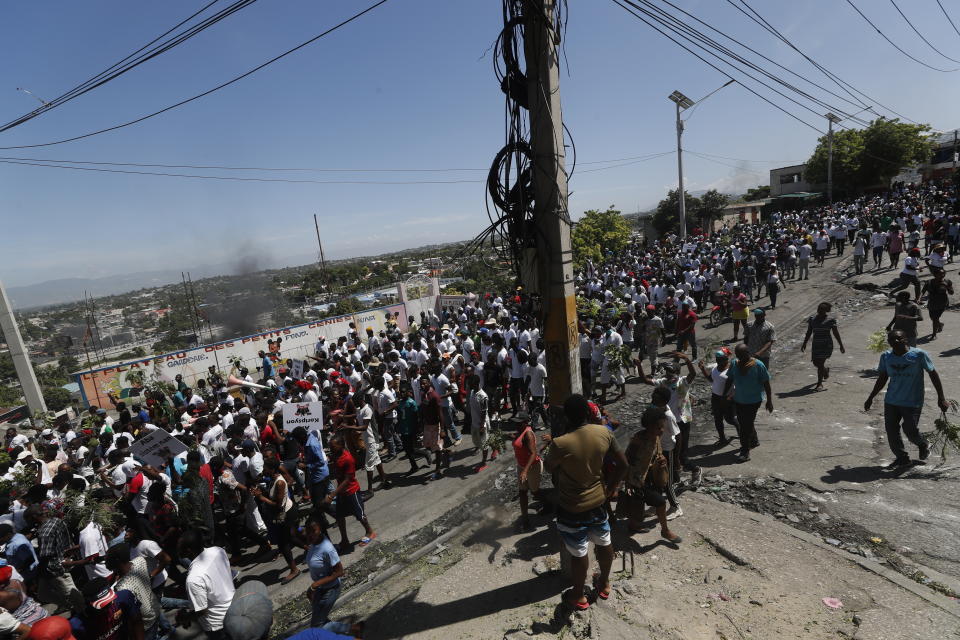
[
  {"xmin": 442, "ymin": 405, "xmax": 461, "ymax": 442},
  {"xmin": 883, "ymin": 403, "xmax": 924, "ymax": 460},
  {"xmin": 311, "ymin": 583, "xmax": 351, "ymax": 634}
]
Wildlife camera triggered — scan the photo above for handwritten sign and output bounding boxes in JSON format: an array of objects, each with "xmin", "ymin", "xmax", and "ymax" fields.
[
  {"xmin": 281, "ymin": 401, "xmax": 324, "ymax": 435},
  {"xmin": 130, "ymin": 429, "xmax": 189, "ymax": 468}
]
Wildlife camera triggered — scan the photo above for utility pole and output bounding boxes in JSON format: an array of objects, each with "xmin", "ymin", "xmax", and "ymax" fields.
[
  {"xmin": 826, "ymin": 112, "xmax": 841, "ymax": 207},
  {"xmin": 0, "ymin": 279, "xmax": 47, "ymax": 414},
  {"xmin": 668, "ymin": 90, "xmax": 694, "ymax": 242},
  {"xmin": 314, "ymin": 213, "xmax": 330, "ymax": 294},
  {"xmin": 953, "ymin": 129, "xmax": 957, "ymax": 172},
  {"xmin": 523, "ymin": 0, "xmax": 581, "ymax": 418}
]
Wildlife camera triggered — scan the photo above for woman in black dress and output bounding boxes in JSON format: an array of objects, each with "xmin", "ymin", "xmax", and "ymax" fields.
[{"xmin": 801, "ymin": 302, "xmax": 846, "ymax": 390}]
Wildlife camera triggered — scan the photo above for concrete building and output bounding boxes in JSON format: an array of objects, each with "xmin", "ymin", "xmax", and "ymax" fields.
[
  {"xmin": 713, "ymin": 200, "xmax": 767, "ymax": 232},
  {"xmin": 769, "ymin": 164, "xmax": 815, "ymax": 197}
]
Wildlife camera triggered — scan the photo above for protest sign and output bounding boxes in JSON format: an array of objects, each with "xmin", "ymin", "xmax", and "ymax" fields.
[
  {"xmin": 281, "ymin": 401, "xmax": 324, "ymax": 435},
  {"xmin": 130, "ymin": 429, "xmax": 189, "ymax": 468},
  {"xmin": 290, "ymin": 359, "xmax": 306, "ymax": 380}
]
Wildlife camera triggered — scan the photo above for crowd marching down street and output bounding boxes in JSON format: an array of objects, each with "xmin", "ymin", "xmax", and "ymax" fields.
[{"xmin": 0, "ymin": 180, "xmax": 956, "ymax": 639}]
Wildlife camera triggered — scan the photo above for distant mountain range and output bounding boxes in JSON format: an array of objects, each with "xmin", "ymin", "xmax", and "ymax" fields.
[
  {"xmin": 7, "ymin": 240, "xmax": 466, "ymax": 309},
  {"xmin": 6, "ymin": 270, "xmax": 219, "ymax": 309}
]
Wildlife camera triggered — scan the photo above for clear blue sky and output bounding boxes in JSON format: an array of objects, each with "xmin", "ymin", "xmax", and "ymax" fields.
[{"xmin": 2, "ymin": 0, "xmax": 958, "ymax": 286}]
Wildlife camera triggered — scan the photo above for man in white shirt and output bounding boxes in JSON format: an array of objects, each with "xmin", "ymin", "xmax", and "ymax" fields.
[
  {"xmin": 180, "ymin": 531, "xmax": 236, "ymax": 635},
  {"xmin": 78, "ymin": 520, "xmax": 112, "ymax": 581},
  {"xmin": 524, "ymin": 353, "xmax": 548, "ymax": 430}
]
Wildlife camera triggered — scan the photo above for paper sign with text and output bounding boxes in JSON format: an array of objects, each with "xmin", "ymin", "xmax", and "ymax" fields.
[
  {"xmin": 130, "ymin": 429, "xmax": 189, "ymax": 468},
  {"xmin": 281, "ymin": 401, "xmax": 324, "ymax": 435}
]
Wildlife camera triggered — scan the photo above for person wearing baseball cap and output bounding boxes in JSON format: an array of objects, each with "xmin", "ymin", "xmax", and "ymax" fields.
[{"xmin": 69, "ymin": 577, "xmax": 145, "ymax": 640}]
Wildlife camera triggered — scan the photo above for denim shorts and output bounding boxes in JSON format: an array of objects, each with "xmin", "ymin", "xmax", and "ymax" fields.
[{"xmin": 556, "ymin": 507, "xmax": 611, "ymax": 558}]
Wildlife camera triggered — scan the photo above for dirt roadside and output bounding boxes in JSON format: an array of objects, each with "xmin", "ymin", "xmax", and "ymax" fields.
[{"xmin": 324, "ymin": 490, "xmax": 960, "ymax": 640}]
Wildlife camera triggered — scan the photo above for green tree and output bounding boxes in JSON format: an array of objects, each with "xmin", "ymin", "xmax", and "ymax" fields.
[
  {"xmin": 805, "ymin": 128, "xmax": 864, "ymax": 199},
  {"xmin": 743, "ymin": 185, "xmax": 770, "ymax": 201},
  {"xmin": 804, "ymin": 118, "xmax": 931, "ymax": 195},
  {"xmin": 652, "ymin": 189, "xmax": 702, "ymax": 236},
  {"xmin": 43, "ymin": 386, "xmax": 72, "ymax": 411},
  {"xmin": 572, "ymin": 207, "xmax": 631, "ymax": 266},
  {"xmin": 58, "ymin": 355, "xmax": 80, "ymax": 372},
  {"xmin": 0, "ymin": 385, "xmax": 22, "ymax": 406},
  {"xmin": 860, "ymin": 118, "xmax": 932, "ymax": 187},
  {"xmin": 696, "ymin": 189, "xmax": 730, "ymax": 229}
]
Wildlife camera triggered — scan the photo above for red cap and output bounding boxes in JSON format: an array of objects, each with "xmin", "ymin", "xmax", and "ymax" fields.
[{"xmin": 27, "ymin": 616, "xmax": 76, "ymax": 640}]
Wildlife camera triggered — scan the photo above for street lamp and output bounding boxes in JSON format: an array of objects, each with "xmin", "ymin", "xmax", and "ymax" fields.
[
  {"xmin": 668, "ymin": 80, "xmax": 734, "ymax": 241},
  {"xmin": 825, "ymin": 112, "xmax": 842, "ymax": 207},
  {"xmin": 668, "ymin": 91, "xmax": 695, "ymax": 242}
]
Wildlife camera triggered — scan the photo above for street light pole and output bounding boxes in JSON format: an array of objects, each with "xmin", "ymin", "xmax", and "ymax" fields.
[
  {"xmin": 668, "ymin": 80, "xmax": 733, "ymax": 241},
  {"xmin": 668, "ymin": 90, "xmax": 695, "ymax": 241},
  {"xmin": 826, "ymin": 112, "xmax": 841, "ymax": 207},
  {"xmin": 675, "ymin": 100, "xmax": 686, "ymax": 242}
]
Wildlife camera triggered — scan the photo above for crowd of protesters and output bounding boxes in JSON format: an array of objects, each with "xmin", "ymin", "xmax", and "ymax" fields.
[{"xmin": 0, "ymin": 179, "xmax": 954, "ymax": 636}]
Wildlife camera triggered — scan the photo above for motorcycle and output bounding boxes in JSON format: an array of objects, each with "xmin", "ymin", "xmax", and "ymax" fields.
[{"xmin": 709, "ymin": 291, "xmax": 732, "ymax": 327}]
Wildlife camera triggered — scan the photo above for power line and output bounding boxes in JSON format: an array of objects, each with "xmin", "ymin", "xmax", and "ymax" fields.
[
  {"xmin": 887, "ymin": 0, "xmax": 960, "ymax": 64},
  {"xmin": 843, "ymin": 0, "xmax": 959, "ymax": 72},
  {"xmin": 626, "ymin": 0, "xmax": 855, "ymax": 124},
  {"xmin": 685, "ymin": 149, "xmax": 801, "ymax": 164},
  {"xmin": 0, "ymin": 0, "xmax": 257, "ymax": 133},
  {"xmin": 0, "ymin": 150, "xmax": 669, "ymax": 184},
  {"xmin": 0, "ymin": 0, "xmax": 392, "ymax": 150},
  {"xmin": 0, "ymin": 159, "xmax": 480, "ymax": 185},
  {"xmin": 576, "ymin": 150, "xmax": 674, "ymax": 172},
  {"xmin": 684, "ymin": 150, "xmax": 767, "ymax": 174},
  {"xmin": 657, "ymin": 0, "xmax": 871, "ymax": 124},
  {"xmin": 937, "ymin": 0, "xmax": 960, "ymax": 40},
  {"xmin": 0, "ymin": 150, "xmax": 674, "ymax": 174},
  {"xmin": 611, "ymin": 0, "xmax": 825, "ymax": 134},
  {"xmin": 730, "ymin": 0, "xmax": 921, "ymax": 125}
]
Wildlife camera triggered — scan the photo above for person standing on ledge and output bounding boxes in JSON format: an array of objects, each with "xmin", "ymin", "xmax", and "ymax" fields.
[
  {"xmin": 542, "ymin": 395, "xmax": 628, "ymax": 611},
  {"xmin": 864, "ymin": 329, "xmax": 948, "ymax": 469}
]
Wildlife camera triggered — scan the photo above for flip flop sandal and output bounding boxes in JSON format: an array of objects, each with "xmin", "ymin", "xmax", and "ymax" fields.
[
  {"xmin": 358, "ymin": 533, "xmax": 377, "ymax": 547},
  {"xmin": 592, "ymin": 576, "xmax": 611, "ymax": 600},
  {"xmin": 563, "ymin": 592, "xmax": 590, "ymax": 610}
]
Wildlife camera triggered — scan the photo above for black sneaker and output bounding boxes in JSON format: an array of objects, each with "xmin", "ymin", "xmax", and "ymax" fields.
[
  {"xmin": 918, "ymin": 443, "xmax": 930, "ymax": 461},
  {"xmin": 884, "ymin": 458, "xmax": 911, "ymax": 470}
]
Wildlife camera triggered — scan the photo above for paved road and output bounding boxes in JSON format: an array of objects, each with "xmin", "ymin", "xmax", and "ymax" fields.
[
  {"xmin": 236, "ymin": 249, "xmax": 960, "ymax": 617},
  {"xmin": 680, "ymin": 251, "xmax": 960, "ymax": 589}
]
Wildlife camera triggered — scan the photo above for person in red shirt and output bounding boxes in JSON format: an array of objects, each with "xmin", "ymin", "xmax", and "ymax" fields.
[
  {"xmin": 325, "ymin": 434, "xmax": 376, "ymax": 554},
  {"xmin": 675, "ymin": 301, "xmax": 699, "ymax": 359}
]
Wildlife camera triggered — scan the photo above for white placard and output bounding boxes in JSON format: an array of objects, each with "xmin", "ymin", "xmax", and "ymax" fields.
[
  {"xmin": 130, "ymin": 429, "xmax": 189, "ymax": 468},
  {"xmin": 281, "ymin": 401, "xmax": 324, "ymax": 435},
  {"xmin": 290, "ymin": 359, "xmax": 306, "ymax": 380}
]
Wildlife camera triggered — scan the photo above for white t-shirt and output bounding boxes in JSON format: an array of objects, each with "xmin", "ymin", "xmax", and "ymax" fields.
[
  {"xmin": 187, "ymin": 547, "xmax": 236, "ymax": 632},
  {"xmin": 709, "ymin": 364, "xmax": 731, "ymax": 396},
  {"xmin": 378, "ymin": 388, "xmax": 397, "ymax": 419},
  {"xmin": 132, "ymin": 539, "xmax": 168, "ymax": 589},
  {"xmin": 79, "ymin": 521, "xmax": 112, "ymax": 580},
  {"xmin": 527, "ymin": 363, "xmax": 548, "ymax": 397},
  {"xmin": 902, "ymin": 256, "xmax": 920, "ymax": 277},
  {"xmin": 660, "ymin": 406, "xmax": 681, "ymax": 452}
]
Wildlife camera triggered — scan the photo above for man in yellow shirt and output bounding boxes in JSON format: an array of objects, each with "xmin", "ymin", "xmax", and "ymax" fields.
[{"xmin": 543, "ymin": 396, "xmax": 627, "ymax": 610}]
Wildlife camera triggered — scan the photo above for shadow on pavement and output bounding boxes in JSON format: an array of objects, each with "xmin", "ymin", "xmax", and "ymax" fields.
[
  {"xmin": 819, "ymin": 463, "xmax": 951, "ymax": 484},
  {"xmin": 857, "ymin": 368, "xmax": 880, "ymax": 378},
  {"xmin": 361, "ymin": 574, "xmax": 565, "ymax": 637},
  {"xmin": 776, "ymin": 385, "xmax": 823, "ymax": 399}
]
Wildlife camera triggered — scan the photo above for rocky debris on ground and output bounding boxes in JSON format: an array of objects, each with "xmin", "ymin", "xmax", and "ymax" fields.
[{"xmin": 698, "ymin": 473, "xmax": 960, "ymax": 599}]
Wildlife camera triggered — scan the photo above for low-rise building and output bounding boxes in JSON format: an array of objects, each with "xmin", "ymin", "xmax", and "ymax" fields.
[{"xmin": 770, "ymin": 164, "xmax": 818, "ymax": 197}]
